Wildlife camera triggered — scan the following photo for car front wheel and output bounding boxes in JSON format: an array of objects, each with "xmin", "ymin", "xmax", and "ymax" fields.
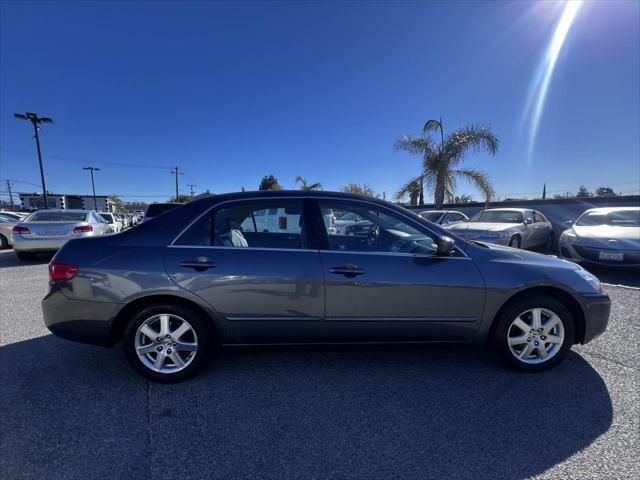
[
  {"xmin": 123, "ymin": 303, "xmax": 214, "ymax": 382},
  {"xmin": 16, "ymin": 251, "xmax": 36, "ymax": 261},
  {"xmin": 492, "ymin": 294, "xmax": 575, "ymax": 371},
  {"xmin": 508, "ymin": 235, "xmax": 521, "ymax": 248}
]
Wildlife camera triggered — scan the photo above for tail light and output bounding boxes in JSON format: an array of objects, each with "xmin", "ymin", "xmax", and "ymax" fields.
[
  {"xmin": 73, "ymin": 224, "xmax": 93, "ymax": 233},
  {"xmin": 331, "ymin": 216, "xmax": 336, "ymax": 228},
  {"xmin": 278, "ymin": 216, "xmax": 287, "ymax": 229},
  {"xmin": 49, "ymin": 263, "xmax": 78, "ymax": 281},
  {"xmin": 12, "ymin": 226, "xmax": 30, "ymax": 235}
]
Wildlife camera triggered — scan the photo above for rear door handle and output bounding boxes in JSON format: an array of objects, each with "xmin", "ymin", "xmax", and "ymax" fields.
[
  {"xmin": 329, "ymin": 263, "xmax": 365, "ymax": 277},
  {"xmin": 180, "ymin": 257, "xmax": 216, "ymax": 271}
]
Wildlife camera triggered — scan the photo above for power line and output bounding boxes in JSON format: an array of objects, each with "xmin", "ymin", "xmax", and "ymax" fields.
[{"xmin": 0, "ymin": 148, "xmax": 172, "ymax": 170}]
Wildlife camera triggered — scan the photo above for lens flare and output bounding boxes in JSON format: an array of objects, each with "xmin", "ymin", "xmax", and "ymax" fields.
[{"xmin": 522, "ymin": 0, "xmax": 583, "ymax": 162}]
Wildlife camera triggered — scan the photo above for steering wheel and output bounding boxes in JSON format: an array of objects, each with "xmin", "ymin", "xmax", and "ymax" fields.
[{"xmin": 366, "ymin": 225, "xmax": 380, "ymax": 247}]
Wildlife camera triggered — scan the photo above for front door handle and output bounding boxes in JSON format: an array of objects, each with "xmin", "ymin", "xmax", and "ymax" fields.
[
  {"xmin": 329, "ymin": 263, "xmax": 365, "ymax": 277},
  {"xmin": 180, "ymin": 257, "xmax": 216, "ymax": 271}
]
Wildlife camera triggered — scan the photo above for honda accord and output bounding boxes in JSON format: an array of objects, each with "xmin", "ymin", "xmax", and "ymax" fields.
[{"xmin": 42, "ymin": 191, "xmax": 610, "ymax": 382}]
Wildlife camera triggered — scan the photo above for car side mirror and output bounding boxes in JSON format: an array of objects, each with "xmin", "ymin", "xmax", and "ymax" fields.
[{"xmin": 436, "ymin": 235, "xmax": 456, "ymax": 256}]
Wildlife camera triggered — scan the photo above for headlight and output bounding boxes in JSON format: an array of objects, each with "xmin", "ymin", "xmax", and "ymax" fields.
[
  {"xmin": 561, "ymin": 231, "xmax": 580, "ymax": 244},
  {"xmin": 574, "ymin": 268, "xmax": 603, "ymax": 293},
  {"xmin": 480, "ymin": 231, "xmax": 511, "ymax": 238}
]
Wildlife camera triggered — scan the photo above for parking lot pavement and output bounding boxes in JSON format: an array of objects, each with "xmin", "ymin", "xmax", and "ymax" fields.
[{"xmin": 0, "ymin": 249, "xmax": 638, "ymax": 480}]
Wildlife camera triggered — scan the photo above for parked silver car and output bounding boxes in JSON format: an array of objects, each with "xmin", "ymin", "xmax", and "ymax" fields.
[
  {"xmin": 447, "ymin": 208, "xmax": 554, "ymax": 250},
  {"xmin": 0, "ymin": 213, "xmax": 17, "ymax": 249},
  {"xmin": 559, "ymin": 207, "xmax": 640, "ymax": 267},
  {"xmin": 11, "ymin": 209, "xmax": 110, "ymax": 260},
  {"xmin": 418, "ymin": 210, "xmax": 469, "ymax": 226}
]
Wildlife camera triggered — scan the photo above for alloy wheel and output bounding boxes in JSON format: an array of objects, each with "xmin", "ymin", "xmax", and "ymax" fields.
[
  {"xmin": 506, "ymin": 308, "xmax": 564, "ymax": 364},
  {"xmin": 135, "ymin": 314, "xmax": 198, "ymax": 373}
]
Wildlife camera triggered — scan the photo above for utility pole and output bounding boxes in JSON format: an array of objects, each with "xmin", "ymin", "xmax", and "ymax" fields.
[
  {"xmin": 5, "ymin": 180, "xmax": 15, "ymax": 210},
  {"xmin": 170, "ymin": 167, "xmax": 182, "ymax": 201},
  {"xmin": 187, "ymin": 183, "xmax": 196, "ymax": 197},
  {"xmin": 14, "ymin": 112, "xmax": 53, "ymax": 209},
  {"xmin": 83, "ymin": 167, "xmax": 100, "ymax": 210}
]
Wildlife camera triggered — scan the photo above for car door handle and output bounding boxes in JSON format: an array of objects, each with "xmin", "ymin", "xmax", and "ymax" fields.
[
  {"xmin": 180, "ymin": 258, "xmax": 216, "ymax": 271},
  {"xmin": 329, "ymin": 263, "xmax": 365, "ymax": 277}
]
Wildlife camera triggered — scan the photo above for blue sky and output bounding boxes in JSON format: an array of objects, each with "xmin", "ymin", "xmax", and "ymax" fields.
[{"xmin": 1, "ymin": 0, "xmax": 639, "ymax": 203}]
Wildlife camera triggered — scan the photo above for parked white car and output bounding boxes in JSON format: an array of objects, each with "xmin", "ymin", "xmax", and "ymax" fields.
[
  {"xmin": 559, "ymin": 206, "xmax": 640, "ymax": 267},
  {"xmin": 242, "ymin": 207, "xmax": 336, "ymax": 234},
  {"xmin": 99, "ymin": 212, "xmax": 122, "ymax": 233},
  {"xmin": 12, "ymin": 209, "xmax": 111, "ymax": 260},
  {"xmin": 418, "ymin": 210, "xmax": 469, "ymax": 226}
]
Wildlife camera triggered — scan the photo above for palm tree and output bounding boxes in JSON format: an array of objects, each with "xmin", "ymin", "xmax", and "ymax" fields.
[
  {"xmin": 295, "ymin": 176, "xmax": 322, "ymax": 191},
  {"xmin": 395, "ymin": 119, "xmax": 498, "ymax": 209},
  {"xmin": 341, "ymin": 183, "xmax": 375, "ymax": 197}
]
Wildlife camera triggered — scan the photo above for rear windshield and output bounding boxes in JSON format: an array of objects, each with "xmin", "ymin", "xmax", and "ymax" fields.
[
  {"xmin": 576, "ymin": 210, "xmax": 640, "ymax": 227},
  {"xmin": 470, "ymin": 210, "xmax": 523, "ymax": 224},
  {"xmin": 99, "ymin": 214, "xmax": 114, "ymax": 223},
  {"xmin": 29, "ymin": 211, "xmax": 87, "ymax": 222},
  {"xmin": 145, "ymin": 203, "xmax": 179, "ymax": 218}
]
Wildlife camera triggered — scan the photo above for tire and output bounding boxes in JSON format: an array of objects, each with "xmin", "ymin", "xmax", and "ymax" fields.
[
  {"xmin": 508, "ymin": 235, "xmax": 521, "ymax": 249},
  {"xmin": 123, "ymin": 303, "xmax": 215, "ymax": 383},
  {"xmin": 545, "ymin": 233, "xmax": 555, "ymax": 253},
  {"xmin": 16, "ymin": 251, "xmax": 36, "ymax": 261},
  {"xmin": 491, "ymin": 294, "xmax": 575, "ymax": 372},
  {"xmin": 0, "ymin": 234, "xmax": 8, "ymax": 250}
]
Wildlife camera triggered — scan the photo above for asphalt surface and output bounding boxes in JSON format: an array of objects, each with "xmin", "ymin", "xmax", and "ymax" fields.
[{"xmin": 0, "ymin": 249, "xmax": 638, "ymax": 480}]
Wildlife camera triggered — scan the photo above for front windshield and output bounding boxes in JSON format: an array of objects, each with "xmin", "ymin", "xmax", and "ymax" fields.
[
  {"xmin": 420, "ymin": 212, "xmax": 442, "ymax": 222},
  {"xmin": 576, "ymin": 210, "xmax": 640, "ymax": 227},
  {"xmin": 470, "ymin": 210, "xmax": 523, "ymax": 224}
]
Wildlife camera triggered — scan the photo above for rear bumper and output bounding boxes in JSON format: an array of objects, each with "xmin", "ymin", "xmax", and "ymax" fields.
[
  {"xmin": 578, "ymin": 292, "xmax": 611, "ymax": 344},
  {"xmin": 42, "ymin": 285, "xmax": 122, "ymax": 346},
  {"xmin": 12, "ymin": 235, "xmax": 70, "ymax": 253}
]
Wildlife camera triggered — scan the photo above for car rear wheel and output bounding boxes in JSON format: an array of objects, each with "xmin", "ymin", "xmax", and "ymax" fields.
[
  {"xmin": 0, "ymin": 234, "xmax": 8, "ymax": 249},
  {"xmin": 123, "ymin": 303, "xmax": 214, "ymax": 382},
  {"xmin": 16, "ymin": 251, "xmax": 36, "ymax": 261},
  {"xmin": 508, "ymin": 235, "xmax": 521, "ymax": 248},
  {"xmin": 492, "ymin": 294, "xmax": 575, "ymax": 371}
]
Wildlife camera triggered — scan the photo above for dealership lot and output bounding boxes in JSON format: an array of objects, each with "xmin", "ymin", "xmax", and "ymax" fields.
[{"xmin": 0, "ymin": 249, "xmax": 638, "ymax": 479}]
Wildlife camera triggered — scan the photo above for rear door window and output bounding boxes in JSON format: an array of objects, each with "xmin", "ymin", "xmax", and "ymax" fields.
[{"xmin": 174, "ymin": 200, "xmax": 307, "ymax": 249}]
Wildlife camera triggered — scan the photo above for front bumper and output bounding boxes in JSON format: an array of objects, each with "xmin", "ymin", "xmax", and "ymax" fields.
[
  {"xmin": 559, "ymin": 241, "xmax": 640, "ymax": 267},
  {"xmin": 42, "ymin": 284, "xmax": 123, "ymax": 346},
  {"xmin": 577, "ymin": 292, "xmax": 611, "ymax": 344}
]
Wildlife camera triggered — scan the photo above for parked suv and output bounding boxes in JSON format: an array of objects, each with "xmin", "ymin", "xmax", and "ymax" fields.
[{"xmin": 43, "ymin": 191, "xmax": 609, "ymax": 382}]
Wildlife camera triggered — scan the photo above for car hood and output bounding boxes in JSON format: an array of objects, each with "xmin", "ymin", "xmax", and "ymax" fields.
[
  {"xmin": 573, "ymin": 225, "xmax": 640, "ymax": 241},
  {"xmin": 448, "ymin": 222, "xmax": 517, "ymax": 232},
  {"xmin": 472, "ymin": 241, "xmax": 580, "ymax": 270}
]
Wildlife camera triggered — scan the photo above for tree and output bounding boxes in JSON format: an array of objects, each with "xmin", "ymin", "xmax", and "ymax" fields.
[
  {"xmin": 395, "ymin": 118, "xmax": 497, "ymax": 209},
  {"xmin": 393, "ymin": 179, "xmax": 421, "ymax": 205},
  {"xmin": 596, "ymin": 187, "xmax": 617, "ymax": 197},
  {"xmin": 576, "ymin": 185, "xmax": 593, "ymax": 198},
  {"xmin": 259, "ymin": 175, "xmax": 283, "ymax": 191},
  {"xmin": 295, "ymin": 176, "xmax": 322, "ymax": 191},
  {"xmin": 168, "ymin": 194, "xmax": 191, "ymax": 203},
  {"xmin": 341, "ymin": 183, "xmax": 375, "ymax": 197},
  {"xmin": 454, "ymin": 194, "xmax": 472, "ymax": 203}
]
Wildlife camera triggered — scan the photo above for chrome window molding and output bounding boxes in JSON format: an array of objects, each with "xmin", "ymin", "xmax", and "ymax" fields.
[{"xmin": 169, "ymin": 195, "xmax": 469, "ymax": 258}]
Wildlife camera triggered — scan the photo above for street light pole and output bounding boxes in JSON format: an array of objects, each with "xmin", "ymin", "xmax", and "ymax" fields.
[
  {"xmin": 14, "ymin": 112, "xmax": 53, "ymax": 209},
  {"xmin": 170, "ymin": 166, "xmax": 182, "ymax": 202},
  {"xmin": 83, "ymin": 167, "xmax": 100, "ymax": 210}
]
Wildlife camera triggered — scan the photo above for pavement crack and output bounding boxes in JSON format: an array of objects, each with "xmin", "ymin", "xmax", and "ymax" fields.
[{"xmin": 580, "ymin": 350, "xmax": 639, "ymax": 372}]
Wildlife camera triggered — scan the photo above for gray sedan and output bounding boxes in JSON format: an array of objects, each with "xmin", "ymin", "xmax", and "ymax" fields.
[
  {"xmin": 559, "ymin": 207, "xmax": 640, "ymax": 267},
  {"xmin": 447, "ymin": 208, "xmax": 554, "ymax": 250},
  {"xmin": 42, "ymin": 191, "xmax": 609, "ymax": 382},
  {"xmin": 0, "ymin": 213, "xmax": 17, "ymax": 249},
  {"xmin": 12, "ymin": 209, "xmax": 110, "ymax": 260}
]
